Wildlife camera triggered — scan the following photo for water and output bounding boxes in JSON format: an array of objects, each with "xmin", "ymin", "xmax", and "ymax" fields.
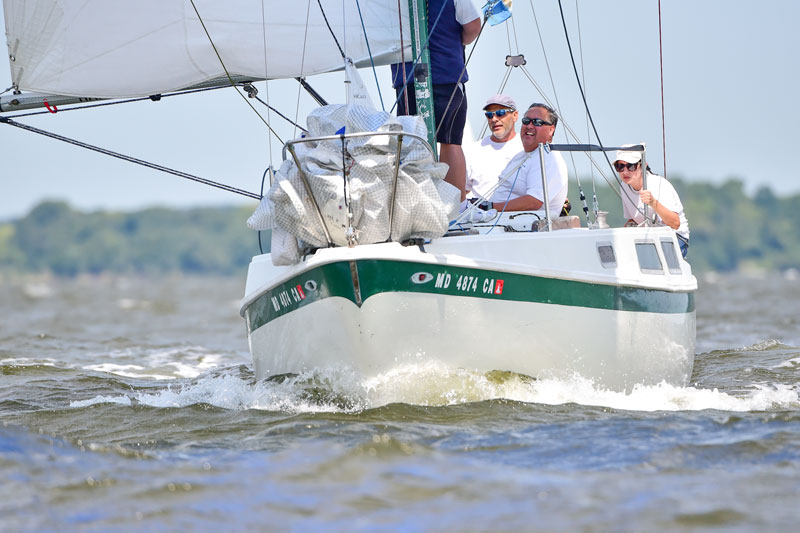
[{"xmin": 1, "ymin": 272, "xmax": 799, "ymax": 531}]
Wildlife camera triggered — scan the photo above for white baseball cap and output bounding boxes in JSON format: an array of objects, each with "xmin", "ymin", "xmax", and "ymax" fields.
[{"xmin": 615, "ymin": 143, "xmax": 645, "ymax": 164}]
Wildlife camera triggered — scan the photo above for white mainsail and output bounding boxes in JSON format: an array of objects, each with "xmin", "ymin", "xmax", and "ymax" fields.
[{"xmin": 3, "ymin": 0, "xmax": 411, "ymax": 98}]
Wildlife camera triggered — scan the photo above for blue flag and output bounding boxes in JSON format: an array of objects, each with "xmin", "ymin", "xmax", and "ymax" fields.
[{"xmin": 482, "ymin": 0, "xmax": 512, "ymax": 26}]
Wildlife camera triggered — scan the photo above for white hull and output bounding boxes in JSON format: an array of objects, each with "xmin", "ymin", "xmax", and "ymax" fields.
[{"xmin": 241, "ymin": 224, "xmax": 697, "ymax": 391}]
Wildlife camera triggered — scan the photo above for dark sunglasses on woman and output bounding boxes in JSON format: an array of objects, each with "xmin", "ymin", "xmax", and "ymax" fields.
[{"xmin": 614, "ymin": 162, "xmax": 640, "ymax": 172}]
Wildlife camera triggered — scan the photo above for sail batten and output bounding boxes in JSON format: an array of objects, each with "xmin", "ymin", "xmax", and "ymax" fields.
[{"xmin": 3, "ymin": 0, "xmax": 411, "ymax": 98}]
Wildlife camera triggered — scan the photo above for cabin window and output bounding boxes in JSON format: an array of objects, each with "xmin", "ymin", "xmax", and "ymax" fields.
[
  {"xmin": 660, "ymin": 240, "xmax": 682, "ymax": 274},
  {"xmin": 635, "ymin": 242, "xmax": 663, "ymax": 274},
  {"xmin": 596, "ymin": 242, "xmax": 617, "ymax": 268}
]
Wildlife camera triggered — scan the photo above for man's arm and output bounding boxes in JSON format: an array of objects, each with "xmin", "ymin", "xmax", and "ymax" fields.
[
  {"xmin": 454, "ymin": 0, "xmax": 482, "ymax": 44},
  {"xmin": 461, "ymin": 18, "xmax": 481, "ymax": 45},
  {"xmin": 492, "ymin": 195, "xmax": 543, "ymax": 212}
]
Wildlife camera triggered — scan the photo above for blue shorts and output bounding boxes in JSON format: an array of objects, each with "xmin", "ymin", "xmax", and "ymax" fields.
[
  {"xmin": 677, "ymin": 234, "xmax": 689, "ymax": 258},
  {"xmin": 395, "ymin": 82, "xmax": 467, "ymax": 145}
]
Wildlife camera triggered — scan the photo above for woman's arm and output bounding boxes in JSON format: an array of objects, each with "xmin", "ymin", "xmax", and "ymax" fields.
[{"xmin": 639, "ymin": 190, "xmax": 680, "ymax": 229}]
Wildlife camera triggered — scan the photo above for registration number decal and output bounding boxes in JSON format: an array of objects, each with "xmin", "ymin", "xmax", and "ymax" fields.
[{"xmin": 433, "ymin": 272, "xmax": 504, "ymax": 295}]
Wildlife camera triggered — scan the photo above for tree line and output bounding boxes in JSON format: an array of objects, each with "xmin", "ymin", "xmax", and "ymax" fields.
[
  {"xmin": 0, "ymin": 202, "xmax": 264, "ymax": 276},
  {"xmin": 1, "ymin": 178, "xmax": 798, "ymax": 276}
]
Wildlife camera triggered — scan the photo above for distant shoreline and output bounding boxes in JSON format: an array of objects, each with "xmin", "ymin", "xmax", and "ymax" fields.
[{"xmin": 2, "ymin": 179, "xmax": 799, "ymax": 275}]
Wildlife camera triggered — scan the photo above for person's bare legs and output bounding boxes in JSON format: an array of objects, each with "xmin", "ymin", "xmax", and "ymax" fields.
[{"xmin": 439, "ymin": 143, "xmax": 466, "ymax": 201}]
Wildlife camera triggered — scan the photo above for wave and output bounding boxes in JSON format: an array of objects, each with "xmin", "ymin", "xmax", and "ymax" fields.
[{"xmin": 64, "ymin": 361, "xmax": 800, "ymax": 414}]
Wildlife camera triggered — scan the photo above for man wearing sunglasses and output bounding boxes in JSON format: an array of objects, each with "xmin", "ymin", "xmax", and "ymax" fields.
[
  {"xmin": 616, "ymin": 146, "xmax": 690, "ymax": 258},
  {"xmin": 464, "ymin": 94, "xmax": 523, "ymax": 200},
  {"xmin": 487, "ymin": 103, "xmax": 568, "ymax": 215}
]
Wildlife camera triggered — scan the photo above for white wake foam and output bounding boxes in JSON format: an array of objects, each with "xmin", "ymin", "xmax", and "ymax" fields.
[
  {"xmin": 71, "ymin": 362, "xmax": 800, "ymax": 413},
  {"xmin": 84, "ymin": 347, "xmax": 227, "ymax": 380}
]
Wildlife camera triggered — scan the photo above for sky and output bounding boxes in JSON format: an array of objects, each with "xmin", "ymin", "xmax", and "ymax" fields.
[{"xmin": 2, "ymin": 0, "xmax": 799, "ymax": 220}]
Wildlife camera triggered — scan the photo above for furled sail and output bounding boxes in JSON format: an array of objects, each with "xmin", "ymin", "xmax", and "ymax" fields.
[{"xmin": 3, "ymin": 0, "xmax": 411, "ymax": 98}]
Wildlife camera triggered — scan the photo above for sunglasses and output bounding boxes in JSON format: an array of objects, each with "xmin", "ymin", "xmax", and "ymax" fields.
[
  {"xmin": 484, "ymin": 109, "xmax": 513, "ymax": 119},
  {"xmin": 521, "ymin": 117, "xmax": 553, "ymax": 126},
  {"xmin": 614, "ymin": 161, "xmax": 640, "ymax": 172}
]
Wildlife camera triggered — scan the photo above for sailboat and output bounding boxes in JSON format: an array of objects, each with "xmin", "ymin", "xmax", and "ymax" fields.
[{"xmin": 1, "ymin": 0, "xmax": 696, "ymax": 391}]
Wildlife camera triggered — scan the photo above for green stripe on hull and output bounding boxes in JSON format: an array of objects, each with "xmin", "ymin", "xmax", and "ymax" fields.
[{"xmin": 245, "ymin": 259, "xmax": 694, "ymax": 333}]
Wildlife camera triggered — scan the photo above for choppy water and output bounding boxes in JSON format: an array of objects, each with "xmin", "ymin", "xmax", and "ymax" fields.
[{"xmin": 1, "ymin": 271, "xmax": 799, "ymax": 531}]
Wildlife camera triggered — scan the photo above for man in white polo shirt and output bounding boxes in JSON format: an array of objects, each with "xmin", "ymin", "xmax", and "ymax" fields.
[
  {"xmin": 465, "ymin": 94, "xmax": 523, "ymax": 200},
  {"xmin": 489, "ymin": 102, "xmax": 568, "ymax": 214}
]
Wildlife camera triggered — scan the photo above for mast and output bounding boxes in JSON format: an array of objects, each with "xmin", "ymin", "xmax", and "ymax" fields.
[{"xmin": 406, "ymin": 0, "xmax": 438, "ymax": 158}]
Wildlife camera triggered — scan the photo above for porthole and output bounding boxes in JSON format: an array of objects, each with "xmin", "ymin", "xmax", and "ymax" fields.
[{"xmin": 596, "ymin": 242, "xmax": 617, "ymax": 268}]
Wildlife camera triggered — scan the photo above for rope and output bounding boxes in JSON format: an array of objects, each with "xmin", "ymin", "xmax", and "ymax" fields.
[
  {"xmin": 554, "ymin": 0, "xmax": 645, "ymax": 214},
  {"xmin": 515, "ymin": 65, "xmax": 620, "ymax": 197},
  {"xmin": 315, "ymin": 0, "xmax": 346, "ymax": 59},
  {"xmin": 188, "ymin": 0, "xmax": 282, "ymax": 143},
  {"xmin": 2, "ymin": 85, "xmax": 229, "ymax": 118},
  {"xmin": 250, "ymin": 92, "xmax": 309, "ymax": 132},
  {"xmin": 658, "ymin": 0, "xmax": 667, "ymax": 179},
  {"xmin": 555, "ymin": 1, "xmax": 612, "ymax": 173},
  {"xmin": 0, "ymin": 116, "xmax": 261, "ymax": 200},
  {"xmin": 355, "ymin": 0, "xmax": 385, "ymax": 110}
]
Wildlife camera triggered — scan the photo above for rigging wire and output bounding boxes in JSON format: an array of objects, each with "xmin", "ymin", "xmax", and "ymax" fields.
[
  {"xmin": 555, "ymin": 0, "xmax": 613, "ymax": 170},
  {"xmin": 315, "ymin": 0, "xmax": 346, "ymax": 59},
  {"xmin": 434, "ymin": 17, "xmax": 488, "ymax": 140},
  {"xmin": 573, "ymin": 0, "xmax": 595, "ymax": 224},
  {"xmin": 260, "ymin": 0, "xmax": 274, "ymax": 168},
  {"xmin": 391, "ymin": 0, "xmax": 451, "ymax": 113},
  {"xmin": 257, "ymin": 166, "xmax": 272, "ymax": 254},
  {"xmin": 354, "ymin": 0, "xmax": 385, "ymax": 110},
  {"xmin": 555, "ymin": 0, "xmax": 643, "ymax": 212},
  {"xmin": 396, "ymin": 0, "xmax": 410, "ymax": 113},
  {"xmin": 556, "ymin": 0, "xmax": 653, "ymax": 218},
  {"xmin": 657, "ymin": 0, "xmax": 668, "ymax": 178},
  {"xmin": 477, "ymin": 14, "xmax": 517, "ymax": 140},
  {"xmin": 295, "ymin": 0, "xmax": 314, "ymax": 138},
  {"xmin": 528, "ymin": 0, "xmax": 585, "ymax": 221},
  {"xmin": 516, "ymin": 64, "xmax": 620, "ymax": 192},
  {"xmin": 477, "ymin": 65, "xmax": 513, "ymax": 140},
  {"xmin": 249, "ymin": 91, "xmax": 309, "ymax": 132},
  {"xmin": 188, "ymin": 0, "xmax": 282, "ymax": 144},
  {"xmin": 0, "ymin": 115, "xmax": 261, "ymax": 200}
]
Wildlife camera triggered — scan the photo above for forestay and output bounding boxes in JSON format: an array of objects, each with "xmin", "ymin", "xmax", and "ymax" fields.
[{"xmin": 3, "ymin": 0, "xmax": 411, "ymax": 98}]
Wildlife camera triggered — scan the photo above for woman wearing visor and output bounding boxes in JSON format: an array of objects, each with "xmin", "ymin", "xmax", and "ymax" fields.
[{"xmin": 615, "ymin": 146, "xmax": 690, "ymax": 258}]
